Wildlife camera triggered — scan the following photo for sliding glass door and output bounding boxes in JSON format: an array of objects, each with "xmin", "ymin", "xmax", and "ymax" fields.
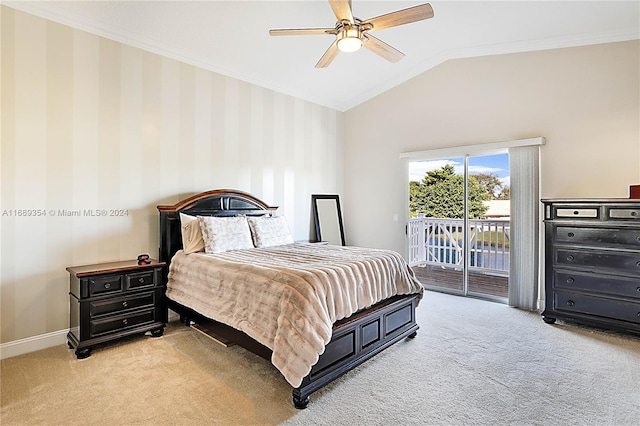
[
  {"xmin": 409, "ymin": 157, "xmax": 465, "ymax": 294},
  {"xmin": 466, "ymin": 154, "xmax": 509, "ymax": 300},
  {"xmin": 408, "ymin": 153, "xmax": 510, "ymax": 301}
]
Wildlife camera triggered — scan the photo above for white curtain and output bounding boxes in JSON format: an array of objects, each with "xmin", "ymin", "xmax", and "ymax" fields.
[{"xmin": 508, "ymin": 145, "xmax": 540, "ymax": 309}]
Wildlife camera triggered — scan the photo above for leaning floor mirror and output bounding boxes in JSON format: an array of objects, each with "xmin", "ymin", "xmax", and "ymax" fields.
[{"xmin": 311, "ymin": 194, "xmax": 346, "ymax": 246}]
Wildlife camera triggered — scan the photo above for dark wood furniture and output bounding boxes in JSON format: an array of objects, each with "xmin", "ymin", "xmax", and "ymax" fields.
[
  {"xmin": 157, "ymin": 189, "xmax": 420, "ymax": 408},
  {"xmin": 541, "ymin": 198, "xmax": 640, "ymax": 335},
  {"xmin": 67, "ymin": 260, "xmax": 166, "ymax": 359}
]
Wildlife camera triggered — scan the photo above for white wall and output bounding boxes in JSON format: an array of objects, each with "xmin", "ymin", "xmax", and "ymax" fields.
[
  {"xmin": 343, "ymin": 41, "xmax": 640, "ymax": 255},
  {"xmin": 2, "ymin": 6, "xmax": 638, "ymax": 351},
  {"xmin": 0, "ymin": 7, "xmax": 344, "ymax": 344}
]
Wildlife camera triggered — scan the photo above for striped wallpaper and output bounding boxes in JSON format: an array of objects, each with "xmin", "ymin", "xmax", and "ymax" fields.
[{"xmin": 0, "ymin": 7, "xmax": 344, "ymax": 343}]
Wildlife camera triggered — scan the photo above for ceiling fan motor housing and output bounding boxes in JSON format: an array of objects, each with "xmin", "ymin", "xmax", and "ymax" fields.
[{"xmin": 336, "ymin": 21, "xmax": 363, "ymax": 52}]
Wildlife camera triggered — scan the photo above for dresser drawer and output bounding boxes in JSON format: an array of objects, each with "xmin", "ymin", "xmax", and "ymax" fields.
[
  {"xmin": 554, "ymin": 207, "xmax": 599, "ymax": 219},
  {"xmin": 90, "ymin": 291, "xmax": 155, "ymax": 317},
  {"xmin": 555, "ymin": 248, "xmax": 640, "ymax": 275},
  {"xmin": 554, "ymin": 292, "xmax": 640, "ymax": 324},
  {"xmin": 554, "ymin": 270, "xmax": 640, "ymax": 299},
  {"xmin": 90, "ymin": 309, "xmax": 155, "ymax": 337},
  {"xmin": 607, "ymin": 207, "xmax": 640, "ymax": 221},
  {"xmin": 126, "ymin": 271, "xmax": 156, "ymax": 290},
  {"xmin": 555, "ymin": 226, "xmax": 640, "ymax": 248},
  {"xmin": 89, "ymin": 275, "xmax": 123, "ymax": 296}
]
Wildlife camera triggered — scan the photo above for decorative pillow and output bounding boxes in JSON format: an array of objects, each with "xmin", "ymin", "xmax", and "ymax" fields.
[
  {"xmin": 198, "ymin": 216, "xmax": 254, "ymax": 254},
  {"xmin": 247, "ymin": 216, "xmax": 294, "ymax": 248},
  {"xmin": 179, "ymin": 213, "xmax": 205, "ymax": 254}
]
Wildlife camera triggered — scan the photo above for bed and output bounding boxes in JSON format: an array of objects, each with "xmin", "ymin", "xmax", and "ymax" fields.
[{"xmin": 157, "ymin": 189, "xmax": 423, "ymax": 408}]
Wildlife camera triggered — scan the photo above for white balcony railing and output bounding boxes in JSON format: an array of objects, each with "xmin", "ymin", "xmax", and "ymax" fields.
[{"xmin": 408, "ymin": 216, "xmax": 510, "ymax": 276}]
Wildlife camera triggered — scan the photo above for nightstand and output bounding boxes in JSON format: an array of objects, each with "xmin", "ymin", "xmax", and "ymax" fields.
[{"xmin": 66, "ymin": 259, "xmax": 166, "ymax": 359}]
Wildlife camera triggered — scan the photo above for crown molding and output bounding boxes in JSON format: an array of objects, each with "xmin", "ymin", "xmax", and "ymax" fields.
[
  {"xmin": 5, "ymin": 1, "xmax": 638, "ymax": 112},
  {"xmin": 340, "ymin": 29, "xmax": 639, "ymax": 111}
]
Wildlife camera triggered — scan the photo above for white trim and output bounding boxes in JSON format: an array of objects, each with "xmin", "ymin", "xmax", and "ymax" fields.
[
  {"xmin": 4, "ymin": 1, "xmax": 638, "ymax": 112},
  {"xmin": 0, "ymin": 329, "xmax": 69, "ymax": 360},
  {"xmin": 400, "ymin": 137, "xmax": 545, "ymax": 160},
  {"xmin": 0, "ymin": 315, "xmax": 178, "ymax": 360},
  {"xmin": 341, "ymin": 30, "xmax": 639, "ymax": 111},
  {"xmin": 1, "ymin": 1, "xmax": 315, "ymax": 107}
]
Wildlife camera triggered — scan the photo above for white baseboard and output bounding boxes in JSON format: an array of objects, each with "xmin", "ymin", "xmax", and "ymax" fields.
[
  {"xmin": 0, "ymin": 329, "xmax": 69, "ymax": 360},
  {"xmin": 2, "ymin": 312, "xmax": 179, "ymax": 360}
]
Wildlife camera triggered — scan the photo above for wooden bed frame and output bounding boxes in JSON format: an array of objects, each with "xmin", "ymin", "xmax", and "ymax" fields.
[{"xmin": 157, "ymin": 189, "xmax": 420, "ymax": 409}]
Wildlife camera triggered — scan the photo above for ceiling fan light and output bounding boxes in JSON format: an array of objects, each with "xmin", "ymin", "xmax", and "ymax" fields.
[{"xmin": 337, "ymin": 28, "xmax": 362, "ymax": 53}]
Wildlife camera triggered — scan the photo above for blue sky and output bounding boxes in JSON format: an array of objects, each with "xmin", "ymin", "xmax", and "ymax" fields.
[{"xmin": 409, "ymin": 153, "xmax": 510, "ymax": 187}]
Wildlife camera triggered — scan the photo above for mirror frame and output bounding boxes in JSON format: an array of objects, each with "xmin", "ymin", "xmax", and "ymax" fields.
[{"xmin": 311, "ymin": 194, "xmax": 346, "ymax": 246}]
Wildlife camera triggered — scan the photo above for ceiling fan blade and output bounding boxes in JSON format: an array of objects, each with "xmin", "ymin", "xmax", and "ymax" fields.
[
  {"xmin": 362, "ymin": 34, "xmax": 405, "ymax": 63},
  {"xmin": 269, "ymin": 28, "xmax": 337, "ymax": 36},
  {"xmin": 328, "ymin": 0, "xmax": 354, "ymax": 24},
  {"xmin": 315, "ymin": 40, "xmax": 340, "ymax": 68},
  {"xmin": 363, "ymin": 3, "xmax": 434, "ymax": 31}
]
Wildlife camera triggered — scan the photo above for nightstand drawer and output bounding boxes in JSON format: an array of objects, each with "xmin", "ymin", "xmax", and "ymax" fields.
[
  {"xmin": 555, "ymin": 248, "xmax": 640, "ymax": 275},
  {"xmin": 90, "ymin": 309, "xmax": 155, "ymax": 337},
  {"xmin": 126, "ymin": 271, "xmax": 156, "ymax": 290},
  {"xmin": 90, "ymin": 292, "xmax": 155, "ymax": 317},
  {"xmin": 554, "ymin": 270, "xmax": 640, "ymax": 299},
  {"xmin": 554, "ymin": 292, "xmax": 640, "ymax": 324},
  {"xmin": 89, "ymin": 276, "xmax": 123, "ymax": 296},
  {"xmin": 555, "ymin": 226, "xmax": 640, "ymax": 248}
]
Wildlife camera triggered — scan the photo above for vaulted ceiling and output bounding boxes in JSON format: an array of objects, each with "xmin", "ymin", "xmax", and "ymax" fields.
[{"xmin": 7, "ymin": 1, "xmax": 639, "ymax": 111}]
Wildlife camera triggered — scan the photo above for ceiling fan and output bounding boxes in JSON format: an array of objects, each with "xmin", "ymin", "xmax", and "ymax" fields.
[{"xmin": 269, "ymin": 1, "xmax": 434, "ymax": 68}]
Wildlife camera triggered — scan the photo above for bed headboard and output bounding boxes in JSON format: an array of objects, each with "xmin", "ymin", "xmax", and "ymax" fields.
[{"xmin": 157, "ymin": 189, "xmax": 278, "ymax": 266}]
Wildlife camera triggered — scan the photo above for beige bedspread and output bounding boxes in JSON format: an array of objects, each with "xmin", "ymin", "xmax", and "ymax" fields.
[{"xmin": 166, "ymin": 243, "xmax": 423, "ymax": 388}]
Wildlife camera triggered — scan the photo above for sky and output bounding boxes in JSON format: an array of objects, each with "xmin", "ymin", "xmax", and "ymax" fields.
[{"xmin": 408, "ymin": 153, "xmax": 510, "ymax": 187}]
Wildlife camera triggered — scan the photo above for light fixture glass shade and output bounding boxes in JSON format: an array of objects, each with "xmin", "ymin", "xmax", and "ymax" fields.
[{"xmin": 337, "ymin": 28, "xmax": 362, "ymax": 53}]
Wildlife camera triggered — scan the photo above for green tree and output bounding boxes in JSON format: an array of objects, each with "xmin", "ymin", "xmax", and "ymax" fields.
[
  {"xmin": 474, "ymin": 173, "xmax": 504, "ymax": 200},
  {"xmin": 410, "ymin": 165, "xmax": 489, "ymax": 218},
  {"xmin": 497, "ymin": 185, "xmax": 510, "ymax": 200}
]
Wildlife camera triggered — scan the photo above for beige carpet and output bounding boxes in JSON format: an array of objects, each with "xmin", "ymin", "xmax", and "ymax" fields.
[{"xmin": 2, "ymin": 290, "xmax": 639, "ymax": 425}]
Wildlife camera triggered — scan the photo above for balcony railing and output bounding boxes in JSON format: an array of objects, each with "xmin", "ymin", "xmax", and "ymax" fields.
[{"xmin": 408, "ymin": 216, "xmax": 510, "ymax": 276}]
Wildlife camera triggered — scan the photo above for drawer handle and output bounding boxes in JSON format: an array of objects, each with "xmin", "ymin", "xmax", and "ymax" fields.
[
  {"xmin": 138, "ymin": 278, "xmax": 145, "ymax": 284},
  {"xmin": 104, "ymin": 283, "xmax": 111, "ymax": 289},
  {"xmin": 637, "ymin": 261, "xmax": 640, "ymax": 267},
  {"xmin": 573, "ymin": 211, "xmax": 579, "ymax": 215},
  {"xmin": 567, "ymin": 232, "xmax": 575, "ymax": 238},
  {"xmin": 636, "ymin": 287, "xmax": 640, "ymax": 293},
  {"xmin": 632, "ymin": 211, "xmax": 638, "ymax": 217},
  {"xmin": 123, "ymin": 318, "xmax": 128, "ymax": 325},
  {"xmin": 566, "ymin": 255, "xmax": 575, "ymax": 262},
  {"xmin": 566, "ymin": 277, "xmax": 575, "ymax": 284},
  {"xmin": 567, "ymin": 300, "xmax": 575, "ymax": 307},
  {"xmin": 122, "ymin": 301, "xmax": 128, "ymax": 307}
]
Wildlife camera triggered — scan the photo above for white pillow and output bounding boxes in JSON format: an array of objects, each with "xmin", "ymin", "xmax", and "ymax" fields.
[
  {"xmin": 198, "ymin": 216, "xmax": 254, "ymax": 254},
  {"xmin": 247, "ymin": 216, "xmax": 294, "ymax": 248},
  {"xmin": 179, "ymin": 213, "xmax": 205, "ymax": 254}
]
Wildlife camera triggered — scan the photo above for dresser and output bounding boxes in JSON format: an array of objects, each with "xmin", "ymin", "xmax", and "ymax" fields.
[
  {"xmin": 541, "ymin": 199, "xmax": 640, "ymax": 335},
  {"xmin": 67, "ymin": 259, "xmax": 166, "ymax": 358}
]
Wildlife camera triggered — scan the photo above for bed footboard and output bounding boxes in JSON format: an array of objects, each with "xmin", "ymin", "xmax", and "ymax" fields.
[
  {"xmin": 166, "ymin": 293, "xmax": 419, "ymax": 408},
  {"xmin": 293, "ymin": 294, "xmax": 419, "ymax": 409}
]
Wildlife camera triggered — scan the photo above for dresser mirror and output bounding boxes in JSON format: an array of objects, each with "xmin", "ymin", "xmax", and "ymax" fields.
[{"xmin": 312, "ymin": 194, "xmax": 346, "ymax": 245}]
